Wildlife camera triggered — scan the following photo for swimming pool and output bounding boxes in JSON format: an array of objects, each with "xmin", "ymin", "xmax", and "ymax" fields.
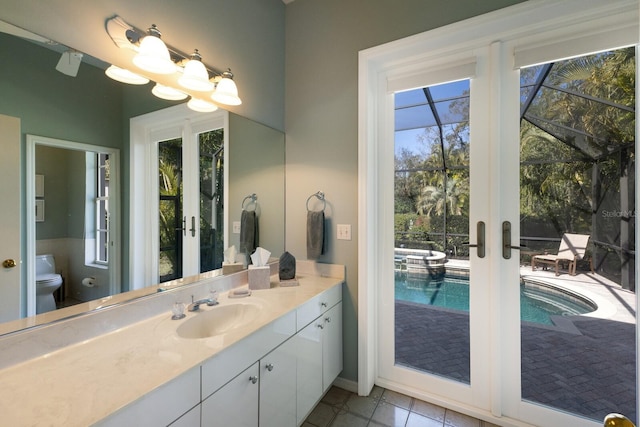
[{"xmin": 394, "ymin": 272, "xmax": 596, "ymax": 325}]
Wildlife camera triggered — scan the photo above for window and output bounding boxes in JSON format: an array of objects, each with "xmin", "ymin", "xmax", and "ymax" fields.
[
  {"xmin": 85, "ymin": 152, "xmax": 110, "ymax": 267},
  {"xmin": 96, "ymin": 153, "xmax": 110, "ymax": 264}
]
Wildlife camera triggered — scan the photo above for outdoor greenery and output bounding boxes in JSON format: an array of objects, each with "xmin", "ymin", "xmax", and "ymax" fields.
[
  {"xmin": 158, "ymin": 129, "xmax": 224, "ymax": 282},
  {"xmin": 395, "ymin": 47, "xmax": 635, "ymax": 279}
]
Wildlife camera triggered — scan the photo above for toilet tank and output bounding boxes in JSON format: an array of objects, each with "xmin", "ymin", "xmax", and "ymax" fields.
[{"xmin": 35, "ymin": 254, "xmax": 56, "ymax": 276}]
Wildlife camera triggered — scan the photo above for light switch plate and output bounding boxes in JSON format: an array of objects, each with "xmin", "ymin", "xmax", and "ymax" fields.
[
  {"xmin": 233, "ymin": 221, "xmax": 241, "ymax": 234},
  {"xmin": 337, "ymin": 224, "xmax": 351, "ymax": 240}
]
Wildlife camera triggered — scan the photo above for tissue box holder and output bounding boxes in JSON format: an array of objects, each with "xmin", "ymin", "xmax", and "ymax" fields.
[
  {"xmin": 248, "ymin": 265, "xmax": 271, "ymax": 290},
  {"xmin": 222, "ymin": 262, "xmax": 244, "ymax": 275}
]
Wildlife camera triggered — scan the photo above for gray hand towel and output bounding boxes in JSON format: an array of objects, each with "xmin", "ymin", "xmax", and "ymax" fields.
[
  {"xmin": 306, "ymin": 210, "xmax": 324, "ymax": 259},
  {"xmin": 240, "ymin": 210, "xmax": 258, "ymax": 255}
]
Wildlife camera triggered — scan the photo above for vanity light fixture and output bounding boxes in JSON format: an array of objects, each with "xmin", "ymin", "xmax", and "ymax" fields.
[
  {"xmin": 105, "ymin": 65, "xmax": 149, "ymax": 85},
  {"xmin": 211, "ymin": 69, "xmax": 242, "ymax": 106},
  {"xmin": 152, "ymin": 83, "xmax": 188, "ymax": 101},
  {"xmin": 132, "ymin": 24, "xmax": 176, "ymax": 75},
  {"xmin": 187, "ymin": 97, "xmax": 219, "ymax": 113},
  {"xmin": 105, "ymin": 15, "xmax": 242, "ymax": 112},
  {"xmin": 178, "ymin": 50, "xmax": 214, "ymax": 92}
]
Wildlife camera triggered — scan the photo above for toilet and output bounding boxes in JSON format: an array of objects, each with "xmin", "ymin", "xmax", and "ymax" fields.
[{"xmin": 35, "ymin": 254, "xmax": 63, "ymax": 314}]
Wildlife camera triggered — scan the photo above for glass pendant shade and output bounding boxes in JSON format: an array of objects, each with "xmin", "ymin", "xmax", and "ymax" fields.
[
  {"xmin": 178, "ymin": 52, "xmax": 214, "ymax": 91},
  {"xmin": 211, "ymin": 73, "xmax": 242, "ymax": 106},
  {"xmin": 152, "ymin": 83, "xmax": 188, "ymax": 101},
  {"xmin": 133, "ymin": 31, "xmax": 176, "ymax": 74},
  {"xmin": 187, "ymin": 97, "xmax": 219, "ymax": 113},
  {"xmin": 105, "ymin": 65, "xmax": 149, "ymax": 85}
]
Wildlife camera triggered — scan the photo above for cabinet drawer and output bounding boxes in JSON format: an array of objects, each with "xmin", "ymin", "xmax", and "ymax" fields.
[
  {"xmin": 201, "ymin": 310, "xmax": 295, "ymax": 399},
  {"xmin": 296, "ymin": 282, "xmax": 342, "ymax": 330}
]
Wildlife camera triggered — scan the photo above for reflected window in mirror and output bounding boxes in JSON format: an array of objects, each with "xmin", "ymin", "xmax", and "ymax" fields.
[{"xmin": 95, "ymin": 153, "xmax": 110, "ymax": 265}]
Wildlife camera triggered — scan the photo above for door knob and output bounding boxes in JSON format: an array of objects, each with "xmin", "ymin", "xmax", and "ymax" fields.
[{"xmin": 2, "ymin": 259, "xmax": 17, "ymax": 269}]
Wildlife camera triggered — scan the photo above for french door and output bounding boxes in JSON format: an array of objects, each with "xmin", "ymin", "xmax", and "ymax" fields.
[
  {"xmin": 360, "ymin": 1, "xmax": 638, "ymax": 426},
  {"xmin": 129, "ymin": 104, "xmax": 228, "ymax": 288},
  {"xmin": 156, "ymin": 127, "xmax": 224, "ymax": 282},
  {"xmin": 377, "ymin": 49, "xmax": 494, "ymax": 411}
]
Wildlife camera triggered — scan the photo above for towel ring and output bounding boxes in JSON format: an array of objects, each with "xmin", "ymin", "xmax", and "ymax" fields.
[
  {"xmin": 306, "ymin": 191, "xmax": 326, "ymax": 212},
  {"xmin": 242, "ymin": 193, "xmax": 257, "ymax": 210}
]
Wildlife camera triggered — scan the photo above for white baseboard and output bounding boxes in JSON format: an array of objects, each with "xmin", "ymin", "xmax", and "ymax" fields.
[{"xmin": 331, "ymin": 376, "xmax": 358, "ymax": 393}]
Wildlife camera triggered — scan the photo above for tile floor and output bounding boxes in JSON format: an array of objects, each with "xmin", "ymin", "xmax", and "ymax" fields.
[{"xmin": 303, "ymin": 386, "xmax": 499, "ymax": 427}]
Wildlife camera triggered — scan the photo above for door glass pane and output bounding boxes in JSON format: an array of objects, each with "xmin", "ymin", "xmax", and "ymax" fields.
[
  {"xmin": 198, "ymin": 129, "xmax": 224, "ymax": 274},
  {"xmin": 158, "ymin": 138, "xmax": 183, "ymax": 282},
  {"xmin": 519, "ymin": 47, "xmax": 636, "ymax": 422},
  {"xmin": 394, "ymin": 80, "xmax": 471, "ymax": 383}
]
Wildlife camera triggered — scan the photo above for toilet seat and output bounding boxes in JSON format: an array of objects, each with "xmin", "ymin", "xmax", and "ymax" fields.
[{"xmin": 36, "ymin": 273, "xmax": 63, "ymax": 285}]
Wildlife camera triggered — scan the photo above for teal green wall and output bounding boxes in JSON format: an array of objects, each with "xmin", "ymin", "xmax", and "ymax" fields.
[
  {"xmin": 0, "ymin": 33, "xmax": 169, "ymax": 302},
  {"xmin": 284, "ymin": 0, "xmax": 527, "ymax": 383}
]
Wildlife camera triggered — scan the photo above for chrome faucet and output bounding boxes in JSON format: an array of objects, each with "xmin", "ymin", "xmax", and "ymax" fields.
[{"xmin": 187, "ymin": 295, "xmax": 219, "ymax": 311}]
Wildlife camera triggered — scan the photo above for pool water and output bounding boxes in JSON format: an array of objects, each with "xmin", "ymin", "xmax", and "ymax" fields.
[{"xmin": 395, "ymin": 273, "xmax": 595, "ymax": 325}]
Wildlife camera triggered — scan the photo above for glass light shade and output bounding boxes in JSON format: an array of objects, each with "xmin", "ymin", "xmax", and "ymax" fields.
[
  {"xmin": 133, "ymin": 35, "xmax": 176, "ymax": 74},
  {"xmin": 105, "ymin": 65, "xmax": 149, "ymax": 85},
  {"xmin": 187, "ymin": 97, "xmax": 219, "ymax": 113},
  {"xmin": 211, "ymin": 76, "xmax": 242, "ymax": 105},
  {"xmin": 152, "ymin": 83, "xmax": 188, "ymax": 101},
  {"xmin": 178, "ymin": 58, "xmax": 214, "ymax": 91}
]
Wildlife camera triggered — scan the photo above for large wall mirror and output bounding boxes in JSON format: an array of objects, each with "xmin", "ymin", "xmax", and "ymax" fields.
[{"xmin": 0, "ymin": 23, "xmax": 285, "ymax": 335}]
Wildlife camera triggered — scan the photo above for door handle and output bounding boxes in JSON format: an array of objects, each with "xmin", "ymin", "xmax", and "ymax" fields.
[
  {"xmin": 465, "ymin": 221, "xmax": 485, "ymax": 258},
  {"xmin": 189, "ymin": 216, "xmax": 196, "ymax": 237},
  {"xmin": 502, "ymin": 221, "xmax": 522, "ymax": 259},
  {"xmin": 2, "ymin": 259, "xmax": 17, "ymax": 269}
]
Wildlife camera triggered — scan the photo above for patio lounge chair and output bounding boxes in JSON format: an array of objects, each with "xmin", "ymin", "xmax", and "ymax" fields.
[{"xmin": 531, "ymin": 233, "xmax": 592, "ymax": 276}]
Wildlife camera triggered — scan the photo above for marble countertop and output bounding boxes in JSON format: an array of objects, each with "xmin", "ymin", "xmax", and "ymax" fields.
[{"xmin": 0, "ymin": 272, "xmax": 343, "ymax": 426}]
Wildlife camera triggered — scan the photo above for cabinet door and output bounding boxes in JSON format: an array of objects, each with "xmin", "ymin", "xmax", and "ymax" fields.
[
  {"xmin": 260, "ymin": 338, "xmax": 297, "ymax": 427},
  {"xmin": 295, "ymin": 318, "xmax": 324, "ymax": 424},
  {"xmin": 201, "ymin": 363, "xmax": 259, "ymax": 427},
  {"xmin": 169, "ymin": 404, "xmax": 200, "ymax": 427},
  {"xmin": 322, "ymin": 302, "xmax": 343, "ymax": 391}
]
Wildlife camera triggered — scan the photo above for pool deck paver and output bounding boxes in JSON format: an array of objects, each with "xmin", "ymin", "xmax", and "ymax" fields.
[{"xmin": 394, "ymin": 266, "xmax": 636, "ymax": 423}]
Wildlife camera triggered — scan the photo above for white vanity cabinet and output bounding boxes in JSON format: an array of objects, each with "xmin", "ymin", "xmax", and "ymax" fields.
[
  {"xmin": 295, "ymin": 285, "xmax": 343, "ymax": 425},
  {"xmin": 201, "ymin": 283, "xmax": 343, "ymax": 427},
  {"xmin": 259, "ymin": 337, "xmax": 298, "ymax": 427},
  {"xmin": 201, "ymin": 362, "xmax": 260, "ymax": 427},
  {"xmin": 200, "ymin": 332, "xmax": 297, "ymax": 427},
  {"xmin": 95, "ymin": 366, "xmax": 200, "ymax": 427}
]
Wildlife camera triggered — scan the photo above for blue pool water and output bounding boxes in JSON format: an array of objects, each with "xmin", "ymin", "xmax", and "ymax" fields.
[{"xmin": 394, "ymin": 272, "xmax": 595, "ymax": 325}]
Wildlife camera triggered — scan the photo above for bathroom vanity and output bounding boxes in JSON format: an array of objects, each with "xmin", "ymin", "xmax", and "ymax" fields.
[{"xmin": 0, "ymin": 261, "xmax": 344, "ymax": 426}]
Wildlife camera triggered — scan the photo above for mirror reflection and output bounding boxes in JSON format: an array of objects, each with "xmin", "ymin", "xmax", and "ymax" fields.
[
  {"xmin": 32, "ymin": 138, "xmax": 121, "ymax": 311},
  {"xmin": 0, "ymin": 23, "xmax": 285, "ymax": 335}
]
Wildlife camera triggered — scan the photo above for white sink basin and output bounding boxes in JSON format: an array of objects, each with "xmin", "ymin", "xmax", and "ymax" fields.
[{"xmin": 176, "ymin": 302, "xmax": 261, "ymax": 339}]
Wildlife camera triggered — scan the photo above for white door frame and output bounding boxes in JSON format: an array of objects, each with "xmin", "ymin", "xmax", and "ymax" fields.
[
  {"xmin": 129, "ymin": 104, "xmax": 228, "ymax": 289},
  {"xmin": 358, "ymin": 0, "xmax": 639, "ymax": 425},
  {"xmin": 26, "ymin": 135, "xmax": 121, "ymax": 316}
]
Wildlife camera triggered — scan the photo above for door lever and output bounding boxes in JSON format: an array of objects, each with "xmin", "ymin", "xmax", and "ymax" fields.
[
  {"xmin": 502, "ymin": 221, "xmax": 522, "ymax": 259},
  {"xmin": 189, "ymin": 216, "xmax": 196, "ymax": 237},
  {"xmin": 465, "ymin": 221, "xmax": 485, "ymax": 258}
]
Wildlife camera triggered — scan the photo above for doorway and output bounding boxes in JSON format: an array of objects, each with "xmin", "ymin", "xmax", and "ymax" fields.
[
  {"xmin": 26, "ymin": 135, "xmax": 120, "ymax": 316},
  {"xmin": 129, "ymin": 104, "xmax": 228, "ymax": 288},
  {"xmin": 358, "ymin": 1, "xmax": 638, "ymax": 426}
]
